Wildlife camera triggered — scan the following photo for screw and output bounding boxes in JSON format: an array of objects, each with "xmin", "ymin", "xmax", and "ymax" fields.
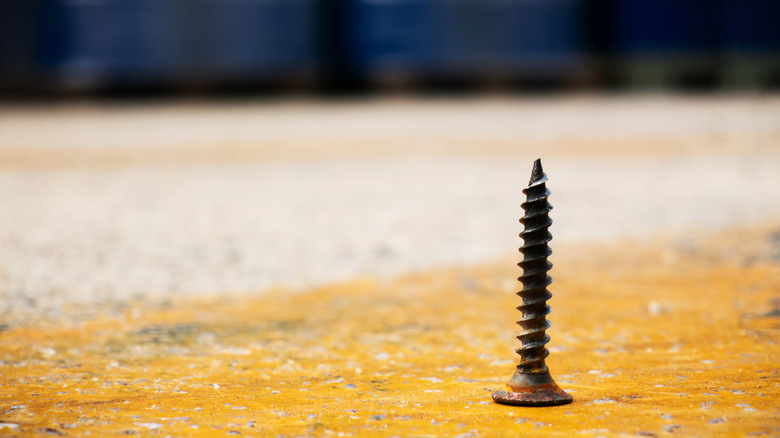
[{"xmin": 492, "ymin": 158, "xmax": 573, "ymax": 407}]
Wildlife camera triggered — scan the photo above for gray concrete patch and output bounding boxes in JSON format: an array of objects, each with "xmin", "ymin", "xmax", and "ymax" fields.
[{"xmin": 1, "ymin": 96, "xmax": 779, "ymax": 322}]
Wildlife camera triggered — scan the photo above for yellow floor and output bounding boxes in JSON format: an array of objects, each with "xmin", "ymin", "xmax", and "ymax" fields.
[{"xmin": 1, "ymin": 229, "xmax": 778, "ymax": 437}]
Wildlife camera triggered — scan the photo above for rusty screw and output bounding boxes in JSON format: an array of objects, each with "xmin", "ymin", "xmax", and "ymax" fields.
[{"xmin": 492, "ymin": 158, "xmax": 573, "ymax": 407}]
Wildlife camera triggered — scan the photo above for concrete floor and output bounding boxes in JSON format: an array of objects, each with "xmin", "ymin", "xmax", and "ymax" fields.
[{"xmin": 1, "ymin": 95, "xmax": 779, "ymax": 323}]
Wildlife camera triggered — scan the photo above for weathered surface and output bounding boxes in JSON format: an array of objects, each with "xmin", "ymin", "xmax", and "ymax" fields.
[{"xmin": 0, "ymin": 228, "xmax": 778, "ymax": 437}]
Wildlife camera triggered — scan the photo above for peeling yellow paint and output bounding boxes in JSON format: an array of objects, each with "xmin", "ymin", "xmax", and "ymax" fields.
[{"xmin": 1, "ymin": 230, "xmax": 778, "ymax": 437}]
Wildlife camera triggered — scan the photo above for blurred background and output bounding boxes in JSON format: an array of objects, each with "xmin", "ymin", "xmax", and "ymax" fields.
[{"xmin": 1, "ymin": 0, "xmax": 779, "ymax": 95}]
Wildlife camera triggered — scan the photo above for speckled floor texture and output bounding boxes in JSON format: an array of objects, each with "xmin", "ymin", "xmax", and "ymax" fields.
[
  {"xmin": 0, "ymin": 95, "xmax": 779, "ymax": 436},
  {"xmin": 0, "ymin": 227, "xmax": 778, "ymax": 437}
]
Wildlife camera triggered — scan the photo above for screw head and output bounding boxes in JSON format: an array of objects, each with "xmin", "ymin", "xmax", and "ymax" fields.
[
  {"xmin": 493, "ymin": 369, "xmax": 572, "ymax": 406},
  {"xmin": 492, "ymin": 384, "xmax": 573, "ymax": 407}
]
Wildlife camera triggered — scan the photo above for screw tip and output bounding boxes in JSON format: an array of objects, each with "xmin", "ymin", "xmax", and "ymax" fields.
[{"xmin": 530, "ymin": 158, "xmax": 545, "ymax": 185}]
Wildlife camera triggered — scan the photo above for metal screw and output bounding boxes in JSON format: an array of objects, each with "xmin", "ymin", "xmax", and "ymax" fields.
[{"xmin": 492, "ymin": 158, "xmax": 573, "ymax": 407}]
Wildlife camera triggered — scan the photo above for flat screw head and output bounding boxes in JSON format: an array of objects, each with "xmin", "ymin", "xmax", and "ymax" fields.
[{"xmin": 492, "ymin": 158, "xmax": 572, "ymax": 407}]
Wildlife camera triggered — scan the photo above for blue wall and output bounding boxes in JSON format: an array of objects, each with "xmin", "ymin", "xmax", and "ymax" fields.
[{"xmin": 1, "ymin": 0, "xmax": 778, "ymax": 91}]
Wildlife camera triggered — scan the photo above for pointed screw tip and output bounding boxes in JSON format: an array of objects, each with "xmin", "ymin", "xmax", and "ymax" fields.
[{"xmin": 530, "ymin": 158, "xmax": 545, "ymax": 184}]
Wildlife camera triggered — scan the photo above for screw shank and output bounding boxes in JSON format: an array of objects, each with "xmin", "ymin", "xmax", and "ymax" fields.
[
  {"xmin": 494, "ymin": 367, "xmax": 573, "ymax": 406},
  {"xmin": 516, "ymin": 162, "xmax": 555, "ymax": 376}
]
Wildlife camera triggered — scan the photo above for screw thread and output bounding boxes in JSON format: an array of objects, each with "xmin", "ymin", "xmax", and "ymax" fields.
[{"xmin": 516, "ymin": 158, "xmax": 554, "ymax": 374}]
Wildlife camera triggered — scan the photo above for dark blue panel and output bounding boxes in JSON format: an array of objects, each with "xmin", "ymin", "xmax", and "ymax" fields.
[
  {"xmin": 423, "ymin": 0, "xmax": 482, "ymax": 74},
  {"xmin": 610, "ymin": 0, "xmax": 718, "ymax": 55},
  {"xmin": 345, "ymin": 0, "xmax": 587, "ymax": 79},
  {"xmin": 722, "ymin": 0, "xmax": 780, "ymax": 54},
  {"xmin": 344, "ymin": 0, "xmax": 430, "ymax": 75},
  {"xmin": 483, "ymin": 0, "xmax": 586, "ymax": 73},
  {"xmin": 198, "ymin": 0, "xmax": 320, "ymax": 79},
  {"xmin": 53, "ymin": 0, "xmax": 184, "ymax": 84},
  {"xmin": 0, "ymin": 0, "xmax": 70, "ymax": 86}
]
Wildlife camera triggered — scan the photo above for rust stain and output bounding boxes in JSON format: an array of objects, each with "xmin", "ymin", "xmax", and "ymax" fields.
[{"xmin": 1, "ymin": 230, "xmax": 779, "ymax": 437}]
